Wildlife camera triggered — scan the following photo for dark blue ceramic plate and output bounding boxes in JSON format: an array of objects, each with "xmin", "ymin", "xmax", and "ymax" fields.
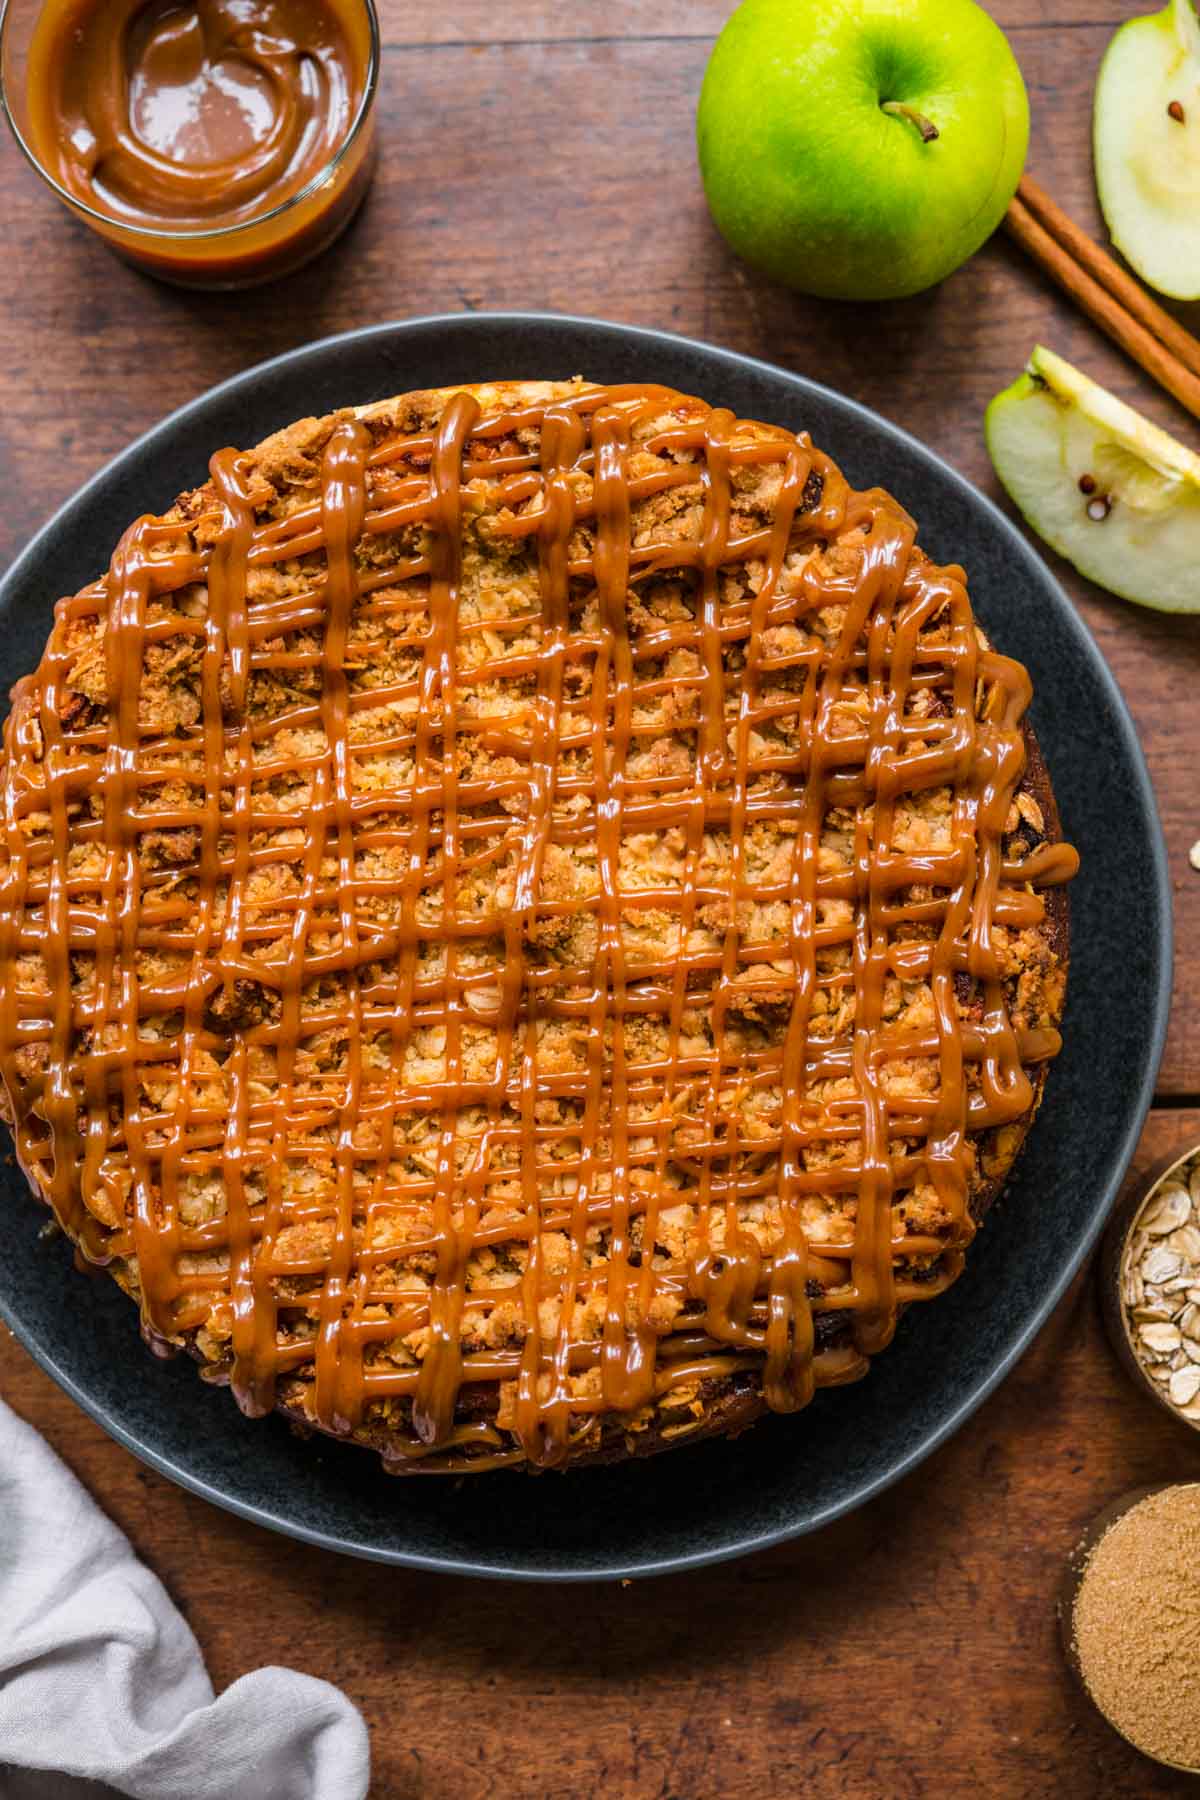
[{"xmin": 0, "ymin": 315, "xmax": 1171, "ymax": 1581}]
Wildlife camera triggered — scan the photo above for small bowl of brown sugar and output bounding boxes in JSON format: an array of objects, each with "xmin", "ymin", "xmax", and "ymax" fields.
[
  {"xmin": 1101, "ymin": 1141, "xmax": 1200, "ymax": 1427},
  {"xmin": 1061, "ymin": 1484, "xmax": 1200, "ymax": 1773}
]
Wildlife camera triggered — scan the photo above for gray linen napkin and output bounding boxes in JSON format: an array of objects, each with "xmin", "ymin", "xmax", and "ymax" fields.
[{"xmin": 0, "ymin": 1397, "xmax": 369, "ymax": 1800}]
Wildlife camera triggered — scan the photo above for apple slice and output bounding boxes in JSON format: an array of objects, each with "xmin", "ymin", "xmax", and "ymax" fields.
[
  {"xmin": 1094, "ymin": 0, "xmax": 1200, "ymax": 299},
  {"xmin": 985, "ymin": 344, "xmax": 1200, "ymax": 611}
]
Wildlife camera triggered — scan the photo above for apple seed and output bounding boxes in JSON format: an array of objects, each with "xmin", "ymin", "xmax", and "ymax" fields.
[
  {"xmin": 1168, "ymin": 99, "xmax": 1186, "ymax": 123},
  {"xmin": 1078, "ymin": 473, "xmax": 1096, "ymax": 494}
]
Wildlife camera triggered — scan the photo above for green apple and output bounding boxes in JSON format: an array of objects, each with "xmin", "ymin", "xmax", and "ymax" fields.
[
  {"xmin": 1094, "ymin": 0, "xmax": 1200, "ymax": 300},
  {"xmin": 985, "ymin": 344, "xmax": 1200, "ymax": 612},
  {"xmin": 696, "ymin": 0, "xmax": 1029, "ymax": 301}
]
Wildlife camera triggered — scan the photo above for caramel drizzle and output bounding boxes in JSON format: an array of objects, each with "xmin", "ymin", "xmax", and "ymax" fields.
[
  {"xmin": 0, "ymin": 383, "xmax": 1077, "ymax": 1472},
  {"xmin": 30, "ymin": 0, "xmax": 363, "ymax": 230}
]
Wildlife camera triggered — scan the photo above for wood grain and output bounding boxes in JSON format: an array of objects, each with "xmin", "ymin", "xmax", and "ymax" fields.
[
  {"xmin": 5, "ymin": 1110, "xmax": 1200, "ymax": 1799},
  {"xmin": 0, "ymin": 6, "xmax": 1194, "ymax": 1092},
  {"xmin": 0, "ymin": 0, "xmax": 1198, "ymax": 1793}
]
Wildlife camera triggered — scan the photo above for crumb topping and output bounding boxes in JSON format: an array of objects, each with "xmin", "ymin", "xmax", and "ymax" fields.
[{"xmin": 0, "ymin": 378, "xmax": 1075, "ymax": 1472}]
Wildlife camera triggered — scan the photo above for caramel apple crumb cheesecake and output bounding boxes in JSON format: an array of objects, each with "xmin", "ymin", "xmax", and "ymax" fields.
[{"xmin": 0, "ymin": 379, "xmax": 1077, "ymax": 1472}]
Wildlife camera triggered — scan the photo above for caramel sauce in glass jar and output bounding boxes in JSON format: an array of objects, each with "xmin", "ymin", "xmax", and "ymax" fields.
[{"xmin": 2, "ymin": 0, "xmax": 378, "ymax": 286}]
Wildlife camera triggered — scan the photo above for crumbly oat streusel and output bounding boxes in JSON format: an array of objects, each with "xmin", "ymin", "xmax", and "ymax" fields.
[{"xmin": 0, "ymin": 379, "xmax": 1074, "ymax": 1471}]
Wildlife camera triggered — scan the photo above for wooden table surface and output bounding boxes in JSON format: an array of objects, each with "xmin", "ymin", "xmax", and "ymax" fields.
[{"xmin": 2, "ymin": 2, "xmax": 1198, "ymax": 1794}]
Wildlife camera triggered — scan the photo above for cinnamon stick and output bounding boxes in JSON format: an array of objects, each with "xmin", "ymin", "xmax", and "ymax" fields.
[
  {"xmin": 1018, "ymin": 175, "xmax": 1200, "ymax": 380},
  {"xmin": 1004, "ymin": 187, "xmax": 1200, "ymax": 423}
]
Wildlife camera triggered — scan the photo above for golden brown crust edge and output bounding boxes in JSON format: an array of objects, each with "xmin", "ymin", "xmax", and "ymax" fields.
[
  {"xmin": 275, "ymin": 715, "xmax": 1070, "ymax": 1475},
  {"xmin": 4, "ymin": 383, "xmax": 1073, "ymax": 1476}
]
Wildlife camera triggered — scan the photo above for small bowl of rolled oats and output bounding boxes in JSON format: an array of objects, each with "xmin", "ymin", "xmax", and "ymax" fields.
[{"xmin": 1102, "ymin": 1143, "xmax": 1200, "ymax": 1428}]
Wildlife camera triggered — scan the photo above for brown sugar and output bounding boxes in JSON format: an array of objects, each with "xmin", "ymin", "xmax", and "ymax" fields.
[{"xmin": 1072, "ymin": 1484, "xmax": 1200, "ymax": 1770}]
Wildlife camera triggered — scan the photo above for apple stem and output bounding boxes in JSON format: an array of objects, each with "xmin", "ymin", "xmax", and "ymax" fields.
[{"xmin": 880, "ymin": 100, "xmax": 939, "ymax": 143}]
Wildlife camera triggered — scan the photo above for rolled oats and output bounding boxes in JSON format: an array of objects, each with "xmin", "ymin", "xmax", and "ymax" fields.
[
  {"xmin": 1170, "ymin": 1368, "xmax": 1200, "ymax": 1407},
  {"xmin": 1145, "ymin": 1186, "xmax": 1191, "ymax": 1234},
  {"xmin": 1143, "ymin": 1247, "xmax": 1182, "ymax": 1284},
  {"xmin": 1121, "ymin": 1147, "xmax": 1200, "ymax": 1427}
]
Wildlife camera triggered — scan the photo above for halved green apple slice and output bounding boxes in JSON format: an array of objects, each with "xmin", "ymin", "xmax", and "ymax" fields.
[
  {"xmin": 1095, "ymin": 0, "xmax": 1200, "ymax": 299},
  {"xmin": 985, "ymin": 344, "xmax": 1200, "ymax": 612}
]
